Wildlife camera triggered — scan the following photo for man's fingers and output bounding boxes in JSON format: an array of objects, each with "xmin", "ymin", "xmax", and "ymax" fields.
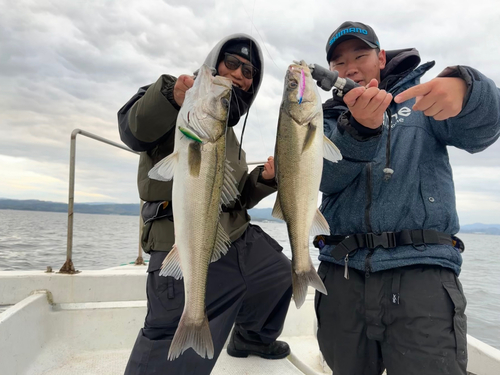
[
  {"xmin": 413, "ymin": 94, "xmax": 435, "ymax": 112},
  {"xmin": 366, "ymin": 79, "xmax": 379, "ymax": 89},
  {"xmin": 352, "ymin": 87, "xmax": 383, "ymax": 110},
  {"xmin": 364, "ymin": 90, "xmax": 389, "ymax": 113},
  {"xmin": 371, "ymin": 92, "xmax": 393, "ymax": 120},
  {"xmin": 183, "ymin": 75, "xmax": 195, "ymax": 89},
  {"xmin": 423, "ymin": 103, "xmax": 443, "ymax": 118},
  {"xmin": 343, "ymin": 86, "xmax": 366, "ymax": 107},
  {"xmin": 394, "ymin": 83, "xmax": 432, "ymax": 103}
]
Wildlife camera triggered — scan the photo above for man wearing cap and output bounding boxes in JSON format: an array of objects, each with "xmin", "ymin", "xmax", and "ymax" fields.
[
  {"xmin": 118, "ymin": 34, "xmax": 292, "ymax": 375},
  {"xmin": 315, "ymin": 21, "xmax": 500, "ymax": 374}
]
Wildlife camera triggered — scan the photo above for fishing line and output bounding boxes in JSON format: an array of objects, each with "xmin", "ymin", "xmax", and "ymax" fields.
[{"xmin": 237, "ymin": 0, "xmax": 282, "ymax": 71}]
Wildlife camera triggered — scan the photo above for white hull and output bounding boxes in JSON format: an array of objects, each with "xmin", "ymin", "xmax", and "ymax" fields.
[{"xmin": 1, "ymin": 265, "xmax": 499, "ymax": 375}]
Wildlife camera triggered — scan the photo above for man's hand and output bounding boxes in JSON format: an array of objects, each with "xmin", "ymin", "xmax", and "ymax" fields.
[
  {"xmin": 173, "ymin": 75, "xmax": 195, "ymax": 107},
  {"xmin": 343, "ymin": 79, "xmax": 393, "ymax": 129},
  {"xmin": 261, "ymin": 156, "xmax": 275, "ymax": 180},
  {"xmin": 394, "ymin": 77, "xmax": 466, "ymax": 121}
]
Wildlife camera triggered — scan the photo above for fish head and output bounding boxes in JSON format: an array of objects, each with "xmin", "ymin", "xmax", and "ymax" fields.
[
  {"xmin": 182, "ymin": 65, "xmax": 232, "ymax": 143},
  {"xmin": 282, "ymin": 60, "xmax": 321, "ymax": 124}
]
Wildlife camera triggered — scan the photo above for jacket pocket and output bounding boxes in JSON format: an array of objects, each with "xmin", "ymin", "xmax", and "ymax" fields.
[
  {"xmin": 314, "ymin": 262, "xmax": 330, "ymax": 328},
  {"xmin": 419, "ymin": 162, "xmax": 443, "ymax": 228},
  {"xmin": 442, "ymin": 280, "xmax": 467, "ymax": 361},
  {"xmin": 141, "ymin": 216, "xmax": 175, "ymax": 252}
]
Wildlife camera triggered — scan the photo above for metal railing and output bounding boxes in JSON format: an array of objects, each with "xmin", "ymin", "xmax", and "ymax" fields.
[
  {"xmin": 59, "ymin": 129, "xmax": 267, "ymax": 274},
  {"xmin": 59, "ymin": 129, "xmax": 141, "ymax": 274}
]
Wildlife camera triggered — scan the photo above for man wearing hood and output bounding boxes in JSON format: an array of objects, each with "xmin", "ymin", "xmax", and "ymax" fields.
[
  {"xmin": 118, "ymin": 34, "xmax": 292, "ymax": 374},
  {"xmin": 314, "ymin": 21, "xmax": 500, "ymax": 374}
]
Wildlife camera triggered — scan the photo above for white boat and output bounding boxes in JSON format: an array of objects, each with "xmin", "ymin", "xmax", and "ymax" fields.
[
  {"xmin": 1, "ymin": 263, "xmax": 500, "ymax": 375},
  {"xmin": 1, "ymin": 130, "xmax": 499, "ymax": 374}
]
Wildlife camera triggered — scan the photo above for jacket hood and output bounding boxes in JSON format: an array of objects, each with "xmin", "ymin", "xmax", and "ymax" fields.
[
  {"xmin": 380, "ymin": 48, "xmax": 421, "ymax": 90},
  {"xmin": 202, "ymin": 33, "xmax": 264, "ymax": 110}
]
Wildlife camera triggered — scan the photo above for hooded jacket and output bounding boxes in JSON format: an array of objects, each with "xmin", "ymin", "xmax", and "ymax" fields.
[
  {"xmin": 117, "ymin": 34, "xmax": 275, "ymax": 259},
  {"xmin": 319, "ymin": 48, "xmax": 500, "ymax": 275}
]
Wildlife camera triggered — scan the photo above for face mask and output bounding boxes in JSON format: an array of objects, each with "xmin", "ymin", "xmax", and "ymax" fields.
[{"xmin": 227, "ymin": 86, "xmax": 252, "ymax": 127}]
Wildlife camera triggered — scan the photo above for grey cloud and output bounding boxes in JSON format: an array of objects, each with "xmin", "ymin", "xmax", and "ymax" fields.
[{"xmin": 1, "ymin": 0, "xmax": 499, "ymax": 224}]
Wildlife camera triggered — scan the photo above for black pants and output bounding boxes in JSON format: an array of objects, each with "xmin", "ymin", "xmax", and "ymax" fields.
[
  {"xmin": 315, "ymin": 262, "xmax": 467, "ymax": 375},
  {"xmin": 124, "ymin": 225, "xmax": 293, "ymax": 375}
]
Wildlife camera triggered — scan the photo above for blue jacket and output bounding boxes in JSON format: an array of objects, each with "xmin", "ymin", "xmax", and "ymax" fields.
[{"xmin": 319, "ymin": 49, "xmax": 500, "ymax": 275}]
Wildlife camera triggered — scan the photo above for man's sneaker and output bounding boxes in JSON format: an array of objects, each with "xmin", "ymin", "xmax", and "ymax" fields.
[{"xmin": 226, "ymin": 330, "xmax": 290, "ymax": 360}]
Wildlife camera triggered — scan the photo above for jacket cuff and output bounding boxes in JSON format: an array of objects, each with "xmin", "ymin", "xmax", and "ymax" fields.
[
  {"xmin": 161, "ymin": 79, "xmax": 181, "ymax": 111},
  {"xmin": 438, "ymin": 65, "xmax": 474, "ymax": 109},
  {"xmin": 338, "ymin": 111, "xmax": 382, "ymax": 141},
  {"xmin": 257, "ymin": 166, "xmax": 277, "ymax": 188}
]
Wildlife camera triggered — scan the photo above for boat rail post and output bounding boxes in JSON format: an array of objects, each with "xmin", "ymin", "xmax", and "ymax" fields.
[
  {"xmin": 135, "ymin": 200, "xmax": 146, "ymax": 265},
  {"xmin": 59, "ymin": 129, "xmax": 140, "ymax": 274},
  {"xmin": 59, "ymin": 129, "xmax": 80, "ymax": 274}
]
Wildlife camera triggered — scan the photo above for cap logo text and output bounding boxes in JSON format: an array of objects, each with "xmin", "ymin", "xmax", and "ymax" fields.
[{"xmin": 329, "ymin": 28, "xmax": 368, "ymax": 45}]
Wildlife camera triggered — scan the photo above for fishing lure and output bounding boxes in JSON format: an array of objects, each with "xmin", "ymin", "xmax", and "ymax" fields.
[
  {"xmin": 297, "ymin": 68, "xmax": 305, "ymax": 104},
  {"xmin": 179, "ymin": 126, "xmax": 203, "ymax": 143}
]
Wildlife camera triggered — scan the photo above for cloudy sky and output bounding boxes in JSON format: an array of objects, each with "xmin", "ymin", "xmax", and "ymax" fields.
[{"xmin": 1, "ymin": 0, "xmax": 500, "ymax": 225}]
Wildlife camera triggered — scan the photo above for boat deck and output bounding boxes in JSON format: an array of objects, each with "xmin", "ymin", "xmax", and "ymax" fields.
[
  {"xmin": 1, "ymin": 266, "xmax": 498, "ymax": 375},
  {"xmin": 39, "ymin": 348, "xmax": 305, "ymax": 375}
]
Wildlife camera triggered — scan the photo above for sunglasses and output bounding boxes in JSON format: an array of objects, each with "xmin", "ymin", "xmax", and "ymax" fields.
[{"xmin": 223, "ymin": 53, "xmax": 258, "ymax": 80}]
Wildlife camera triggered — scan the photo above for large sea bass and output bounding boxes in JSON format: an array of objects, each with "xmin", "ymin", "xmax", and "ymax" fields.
[
  {"xmin": 148, "ymin": 64, "xmax": 239, "ymax": 360},
  {"xmin": 273, "ymin": 60, "xmax": 342, "ymax": 308}
]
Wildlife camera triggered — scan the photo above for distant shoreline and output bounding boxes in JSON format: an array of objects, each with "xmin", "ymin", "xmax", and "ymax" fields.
[
  {"xmin": 1, "ymin": 199, "xmax": 498, "ymax": 232},
  {"xmin": 0, "ymin": 199, "xmax": 282, "ymax": 222}
]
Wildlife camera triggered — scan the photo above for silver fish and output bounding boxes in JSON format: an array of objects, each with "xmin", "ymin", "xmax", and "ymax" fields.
[
  {"xmin": 273, "ymin": 60, "xmax": 342, "ymax": 308},
  {"xmin": 148, "ymin": 64, "xmax": 239, "ymax": 360}
]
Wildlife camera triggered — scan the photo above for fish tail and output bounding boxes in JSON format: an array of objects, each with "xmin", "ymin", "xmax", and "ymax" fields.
[
  {"xmin": 167, "ymin": 314, "xmax": 214, "ymax": 361},
  {"xmin": 292, "ymin": 263, "xmax": 327, "ymax": 309}
]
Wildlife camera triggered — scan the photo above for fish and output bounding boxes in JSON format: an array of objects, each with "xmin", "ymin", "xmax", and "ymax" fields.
[
  {"xmin": 148, "ymin": 64, "xmax": 240, "ymax": 360},
  {"xmin": 272, "ymin": 60, "xmax": 342, "ymax": 309}
]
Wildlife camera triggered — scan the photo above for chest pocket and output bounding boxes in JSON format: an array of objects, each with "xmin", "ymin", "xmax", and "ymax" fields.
[{"xmin": 419, "ymin": 162, "xmax": 443, "ymax": 229}]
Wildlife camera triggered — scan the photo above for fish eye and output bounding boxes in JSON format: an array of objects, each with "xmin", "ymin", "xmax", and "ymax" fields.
[
  {"xmin": 289, "ymin": 81, "xmax": 298, "ymax": 89},
  {"xmin": 221, "ymin": 98, "xmax": 230, "ymax": 109}
]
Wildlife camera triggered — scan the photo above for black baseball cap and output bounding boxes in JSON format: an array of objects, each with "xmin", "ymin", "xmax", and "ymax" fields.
[{"xmin": 326, "ymin": 21, "xmax": 380, "ymax": 62}]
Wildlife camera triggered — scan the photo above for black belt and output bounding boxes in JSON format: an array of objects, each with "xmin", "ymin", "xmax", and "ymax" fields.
[{"xmin": 313, "ymin": 229, "xmax": 464, "ymax": 261}]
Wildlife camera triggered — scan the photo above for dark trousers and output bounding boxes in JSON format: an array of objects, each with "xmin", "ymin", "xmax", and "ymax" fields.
[
  {"xmin": 315, "ymin": 262, "xmax": 467, "ymax": 375},
  {"xmin": 124, "ymin": 225, "xmax": 293, "ymax": 375}
]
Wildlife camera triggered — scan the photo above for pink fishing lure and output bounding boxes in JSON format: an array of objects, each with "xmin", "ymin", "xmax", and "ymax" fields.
[{"xmin": 297, "ymin": 68, "xmax": 305, "ymax": 104}]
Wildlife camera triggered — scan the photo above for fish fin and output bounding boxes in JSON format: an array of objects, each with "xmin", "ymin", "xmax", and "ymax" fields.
[
  {"xmin": 292, "ymin": 262, "xmax": 328, "ymax": 309},
  {"xmin": 148, "ymin": 152, "xmax": 178, "ymax": 181},
  {"xmin": 310, "ymin": 209, "xmax": 330, "ymax": 236},
  {"xmin": 220, "ymin": 160, "xmax": 240, "ymax": 207},
  {"xmin": 159, "ymin": 245, "xmax": 183, "ymax": 279},
  {"xmin": 167, "ymin": 313, "xmax": 214, "ymax": 361},
  {"xmin": 323, "ymin": 135, "xmax": 342, "ymax": 163},
  {"xmin": 271, "ymin": 196, "xmax": 285, "ymax": 220},
  {"xmin": 302, "ymin": 123, "xmax": 317, "ymax": 154},
  {"xmin": 211, "ymin": 222, "xmax": 231, "ymax": 263}
]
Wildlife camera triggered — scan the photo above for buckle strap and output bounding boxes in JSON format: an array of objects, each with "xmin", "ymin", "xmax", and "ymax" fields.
[{"xmin": 319, "ymin": 229, "xmax": 455, "ymax": 261}]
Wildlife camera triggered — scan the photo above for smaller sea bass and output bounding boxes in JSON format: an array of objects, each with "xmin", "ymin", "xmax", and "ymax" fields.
[
  {"xmin": 273, "ymin": 60, "xmax": 342, "ymax": 308},
  {"xmin": 148, "ymin": 64, "xmax": 239, "ymax": 360}
]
